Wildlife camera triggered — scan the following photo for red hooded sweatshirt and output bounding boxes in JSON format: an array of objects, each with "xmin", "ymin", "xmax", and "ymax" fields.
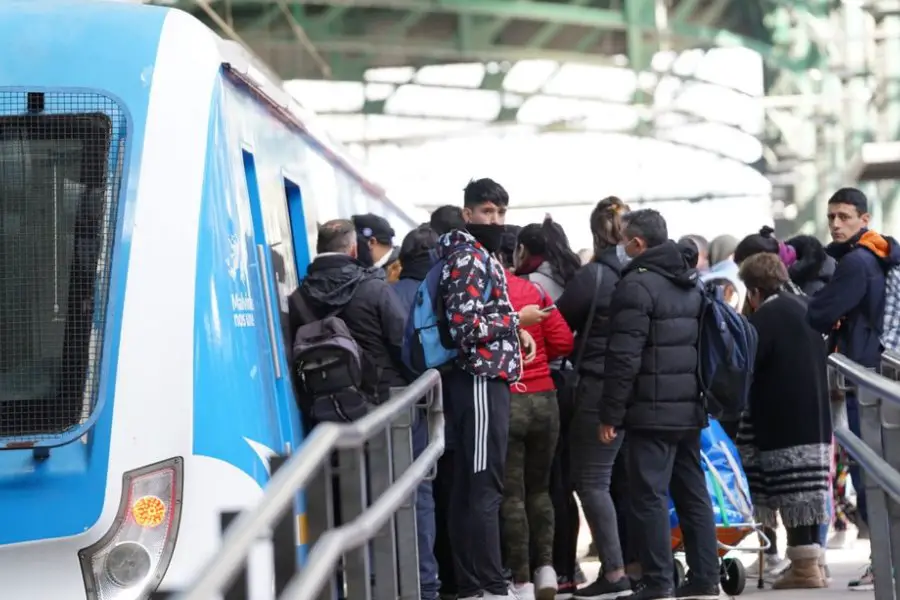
[{"xmin": 504, "ymin": 269, "xmax": 574, "ymax": 393}]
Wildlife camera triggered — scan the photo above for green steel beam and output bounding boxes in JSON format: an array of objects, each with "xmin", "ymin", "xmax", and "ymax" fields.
[
  {"xmin": 694, "ymin": 0, "xmax": 731, "ymax": 26},
  {"xmin": 245, "ymin": 5, "xmax": 282, "ymax": 30},
  {"xmin": 387, "ymin": 9, "xmax": 428, "ymax": 36},
  {"xmin": 249, "ymin": 29, "xmax": 819, "ymax": 74},
  {"xmin": 225, "ymin": 0, "xmax": 633, "ymax": 27},
  {"xmin": 671, "ymin": 0, "xmax": 704, "ymax": 24},
  {"xmin": 625, "ymin": 0, "xmax": 655, "ymax": 78},
  {"xmin": 526, "ymin": 0, "xmax": 594, "ymax": 49},
  {"xmin": 218, "ymin": 9, "xmax": 820, "ymax": 73},
  {"xmin": 256, "ymin": 37, "xmax": 634, "ymax": 73}
]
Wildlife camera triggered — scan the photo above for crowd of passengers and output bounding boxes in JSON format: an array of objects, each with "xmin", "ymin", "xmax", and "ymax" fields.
[{"xmin": 287, "ymin": 180, "xmax": 892, "ymax": 600}]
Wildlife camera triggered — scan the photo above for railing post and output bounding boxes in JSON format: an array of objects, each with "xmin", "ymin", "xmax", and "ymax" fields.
[
  {"xmin": 882, "ymin": 355, "xmax": 900, "ymax": 599},
  {"xmin": 367, "ymin": 406, "xmax": 400, "ymax": 600},
  {"xmin": 270, "ymin": 455, "xmax": 297, "ymax": 596},
  {"xmin": 338, "ymin": 447, "xmax": 373, "ymax": 600},
  {"xmin": 858, "ymin": 385, "xmax": 895, "ymax": 600},
  {"xmin": 221, "ymin": 511, "xmax": 249, "ymax": 600},
  {"xmin": 391, "ymin": 392, "xmax": 420, "ymax": 600},
  {"xmin": 305, "ymin": 454, "xmax": 339, "ymax": 600}
]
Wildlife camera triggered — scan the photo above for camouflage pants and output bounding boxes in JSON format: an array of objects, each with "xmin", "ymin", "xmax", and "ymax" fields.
[{"xmin": 501, "ymin": 391, "xmax": 560, "ymax": 583}]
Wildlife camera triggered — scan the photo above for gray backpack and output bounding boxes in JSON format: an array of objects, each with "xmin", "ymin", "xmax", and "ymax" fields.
[{"xmin": 291, "ymin": 295, "xmax": 375, "ymax": 423}]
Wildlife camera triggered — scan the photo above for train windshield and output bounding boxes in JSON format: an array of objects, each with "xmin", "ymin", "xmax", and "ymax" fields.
[{"xmin": 0, "ymin": 110, "xmax": 120, "ymax": 440}]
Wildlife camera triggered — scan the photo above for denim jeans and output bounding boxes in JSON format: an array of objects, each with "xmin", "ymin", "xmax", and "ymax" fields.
[
  {"xmin": 570, "ymin": 402, "xmax": 626, "ymax": 573},
  {"xmin": 413, "ymin": 408, "xmax": 440, "ymax": 600},
  {"xmin": 846, "ymin": 395, "xmax": 869, "ymax": 525},
  {"xmin": 819, "ymin": 492, "xmax": 832, "ymax": 547}
]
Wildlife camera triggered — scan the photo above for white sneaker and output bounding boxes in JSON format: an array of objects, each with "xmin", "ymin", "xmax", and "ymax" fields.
[
  {"xmin": 509, "ymin": 582, "xmax": 536, "ymax": 600},
  {"xmin": 848, "ymin": 564, "xmax": 874, "ymax": 591},
  {"xmin": 827, "ymin": 529, "xmax": 853, "ymax": 549},
  {"xmin": 751, "ymin": 553, "xmax": 789, "ymax": 579},
  {"xmin": 534, "ymin": 565, "xmax": 558, "ymax": 600}
]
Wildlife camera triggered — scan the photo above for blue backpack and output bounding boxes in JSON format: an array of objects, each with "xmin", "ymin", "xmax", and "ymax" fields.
[
  {"xmin": 402, "ymin": 245, "xmax": 492, "ymax": 375},
  {"xmin": 697, "ymin": 282, "xmax": 758, "ymax": 420}
]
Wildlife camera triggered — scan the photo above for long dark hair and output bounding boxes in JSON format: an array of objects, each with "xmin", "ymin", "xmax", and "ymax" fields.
[
  {"xmin": 589, "ymin": 196, "xmax": 629, "ymax": 259},
  {"xmin": 517, "ymin": 216, "xmax": 581, "ymax": 284}
]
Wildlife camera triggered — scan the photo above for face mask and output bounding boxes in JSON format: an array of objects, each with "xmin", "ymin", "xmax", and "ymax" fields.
[
  {"xmin": 466, "ymin": 223, "xmax": 505, "ymax": 254},
  {"xmin": 616, "ymin": 243, "xmax": 632, "ymax": 266}
]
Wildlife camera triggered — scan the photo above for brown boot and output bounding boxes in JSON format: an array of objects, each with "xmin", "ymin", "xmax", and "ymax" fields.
[{"xmin": 773, "ymin": 545, "xmax": 827, "ymax": 589}]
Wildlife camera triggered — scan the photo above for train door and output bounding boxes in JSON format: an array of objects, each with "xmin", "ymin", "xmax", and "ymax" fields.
[{"xmin": 239, "ymin": 149, "xmax": 284, "ymax": 452}]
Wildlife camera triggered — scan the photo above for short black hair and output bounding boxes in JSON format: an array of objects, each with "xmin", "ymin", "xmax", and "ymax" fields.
[
  {"xmin": 430, "ymin": 205, "xmax": 466, "ymax": 235},
  {"xmin": 463, "ymin": 178, "xmax": 509, "ymax": 209},
  {"xmin": 399, "ymin": 225, "xmax": 438, "ymax": 264},
  {"xmin": 316, "ymin": 219, "xmax": 356, "ymax": 254},
  {"xmin": 828, "ymin": 187, "xmax": 868, "ymax": 215},
  {"xmin": 623, "ymin": 209, "xmax": 668, "ymax": 248}
]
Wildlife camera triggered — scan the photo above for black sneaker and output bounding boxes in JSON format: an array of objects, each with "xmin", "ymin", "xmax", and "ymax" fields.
[
  {"xmin": 674, "ymin": 581, "xmax": 720, "ymax": 599},
  {"xmin": 629, "ymin": 582, "xmax": 674, "ymax": 600},
  {"xmin": 573, "ymin": 576, "xmax": 634, "ymax": 599}
]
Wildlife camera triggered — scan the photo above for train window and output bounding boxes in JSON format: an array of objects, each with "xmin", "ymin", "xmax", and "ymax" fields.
[
  {"xmin": 283, "ymin": 177, "xmax": 311, "ymax": 278},
  {"xmin": 0, "ymin": 92, "xmax": 124, "ymax": 440}
]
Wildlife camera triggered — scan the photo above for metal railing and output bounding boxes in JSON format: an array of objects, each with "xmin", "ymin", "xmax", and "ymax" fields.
[
  {"xmin": 156, "ymin": 369, "xmax": 444, "ymax": 600},
  {"xmin": 829, "ymin": 351, "xmax": 900, "ymax": 600}
]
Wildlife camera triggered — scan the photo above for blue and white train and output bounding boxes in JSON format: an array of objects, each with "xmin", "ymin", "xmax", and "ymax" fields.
[{"xmin": 0, "ymin": 2, "xmax": 424, "ymax": 598}]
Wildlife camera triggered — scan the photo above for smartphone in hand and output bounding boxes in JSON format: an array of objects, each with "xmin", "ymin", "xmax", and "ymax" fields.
[{"xmin": 539, "ymin": 304, "xmax": 557, "ymax": 314}]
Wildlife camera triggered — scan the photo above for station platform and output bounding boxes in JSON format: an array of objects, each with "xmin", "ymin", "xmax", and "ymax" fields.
[
  {"xmin": 579, "ymin": 542, "xmax": 872, "ymax": 598},
  {"xmin": 578, "ymin": 524, "xmax": 873, "ymax": 598}
]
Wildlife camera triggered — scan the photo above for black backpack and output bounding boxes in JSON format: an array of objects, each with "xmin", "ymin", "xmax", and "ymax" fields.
[{"xmin": 291, "ymin": 294, "xmax": 375, "ymax": 423}]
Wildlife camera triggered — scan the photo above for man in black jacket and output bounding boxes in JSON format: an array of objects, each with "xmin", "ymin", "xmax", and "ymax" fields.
[
  {"xmin": 288, "ymin": 219, "xmax": 409, "ymax": 414},
  {"xmin": 599, "ymin": 209, "xmax": 719, "ymax": 600}
]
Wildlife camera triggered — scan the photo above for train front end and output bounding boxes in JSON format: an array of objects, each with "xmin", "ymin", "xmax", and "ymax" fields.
[{"xmin": 0, "ymin": 3, "xmax": 224, "ymax": 598}]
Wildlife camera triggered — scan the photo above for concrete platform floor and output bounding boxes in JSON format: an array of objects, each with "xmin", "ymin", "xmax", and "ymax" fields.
[
  {"xmin": 576, "ymin": 509, "xmax": 873, "ymax": 598},
  {"xmin": 580, "ymin": 541, "xmax": 872, "ymax": 598}
]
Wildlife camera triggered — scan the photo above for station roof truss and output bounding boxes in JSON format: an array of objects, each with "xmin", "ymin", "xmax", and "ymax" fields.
[{"xmin": 160, "ymin": 0, "xmax": 832, "ymax": 163}]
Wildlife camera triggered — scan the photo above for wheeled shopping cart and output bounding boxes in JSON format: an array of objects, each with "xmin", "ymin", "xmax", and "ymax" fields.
[{"xmin": 669, "ymin": 420, "xmax": 771, "ymax": 595}]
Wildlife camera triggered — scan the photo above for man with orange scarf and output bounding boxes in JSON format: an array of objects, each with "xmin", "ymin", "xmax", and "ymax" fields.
[{"xmin": 807, "ymin": 187, "xmax": 900, "ymax": 591}]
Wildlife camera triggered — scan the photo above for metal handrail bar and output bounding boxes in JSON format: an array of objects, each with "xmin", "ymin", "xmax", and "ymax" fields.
[
  {"xmin": 173, "ymin": 369, "xmax": 443, "ymax": 600},
  {"xmin": 282, "ymin": 418, "xmax": 445, "ymax": 599},
  {"xmin": 830, "ymin": 353, "xmax": 900, "ymax": 403},
  {"xmin": 835, "ymin": 425, "xmax": 900, "ymax": 504},
  {"xmin": 884, "ymin": 350, "xmax": 900, "ymax": 371}
]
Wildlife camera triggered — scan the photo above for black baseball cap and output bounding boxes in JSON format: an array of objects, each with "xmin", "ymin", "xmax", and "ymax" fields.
[{"xmin": 352, "ymin": 213, "xmax": 395, "ymax": 245}]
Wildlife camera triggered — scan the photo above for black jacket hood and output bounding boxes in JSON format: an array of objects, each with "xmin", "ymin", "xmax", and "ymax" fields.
[
  {"xmin": 300, "ymin": 253, "xmax": 383, "ymax": 311},
  {"xmin": 625, "ymin": 240, "xmax": 699, "ymax": 288},
  {"xmin": 789, "ymin": 238, "xmax": 835, "ymax": 288}
]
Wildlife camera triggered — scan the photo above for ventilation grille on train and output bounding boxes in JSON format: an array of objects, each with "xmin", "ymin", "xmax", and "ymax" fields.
[{"xmin": 0, "ymin": 91, "xmax": 124, "ymax": 445}]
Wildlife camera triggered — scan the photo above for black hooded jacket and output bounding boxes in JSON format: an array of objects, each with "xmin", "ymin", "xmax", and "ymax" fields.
[
  {"xmin": 787, "ymin": 235, "xmax": 836, "ymax": 296},
  {"xmin": 558, "ymin": 246, "xmax": 622, "ymax": 377},
  {"xmin": 288, "ymin": 253, "xmax": 409, "ymax": 397},
  {"xmin": 599, "ymin": 240, "xmax": 706, "ymax": 432}
]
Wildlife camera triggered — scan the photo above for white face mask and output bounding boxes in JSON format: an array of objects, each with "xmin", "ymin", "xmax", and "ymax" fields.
[{"xmin": 616, "ymin": 243, "xmax": 632, "ymax": 266}]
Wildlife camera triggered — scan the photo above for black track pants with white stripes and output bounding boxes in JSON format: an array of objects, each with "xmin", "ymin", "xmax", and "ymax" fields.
[{"xmin": 443, "ymin": 368, "xmax": 511, "ymax": 597}]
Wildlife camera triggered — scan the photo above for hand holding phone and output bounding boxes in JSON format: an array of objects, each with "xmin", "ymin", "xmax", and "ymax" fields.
[{"xmin": 540, "ymin": 304, "xmax": 557, "ymax": 314}]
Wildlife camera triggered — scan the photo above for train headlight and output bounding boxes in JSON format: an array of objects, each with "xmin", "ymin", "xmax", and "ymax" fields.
[{"xmin": 80, "ymin": 457, "xmax": 183, "ymax": 600}]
